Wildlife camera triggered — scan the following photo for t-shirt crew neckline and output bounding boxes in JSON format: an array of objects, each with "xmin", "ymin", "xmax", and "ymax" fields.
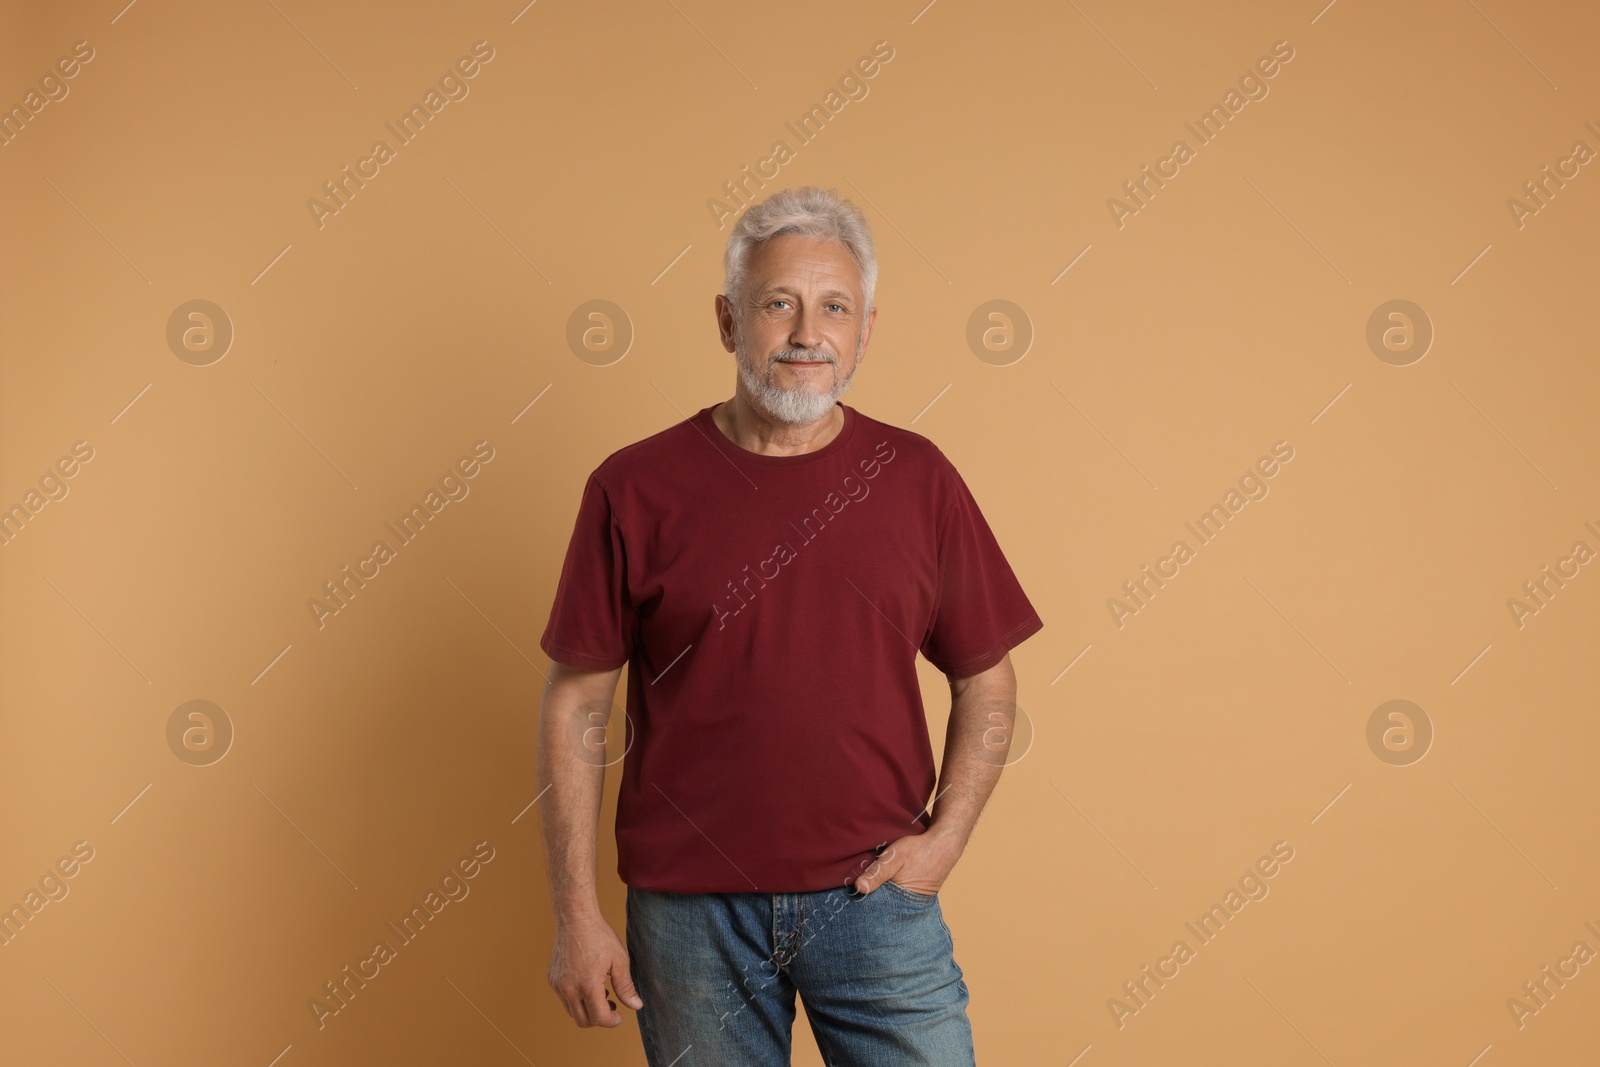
[{"xmin": 695, "ymin": 402, "xmax": 857, "ymax": 467}]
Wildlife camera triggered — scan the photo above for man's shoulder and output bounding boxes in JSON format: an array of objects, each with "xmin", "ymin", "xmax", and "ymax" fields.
[
  {"xmin": 851, "ymin": 408, "xmax": 941, "ymax": 456},
  {"xmin": 850, "ymin": 408, "xmax": 958, "ymax": 476},
  {"xmin": 588, "ymin": 409, "xmax": 709, "ymax": 488}
]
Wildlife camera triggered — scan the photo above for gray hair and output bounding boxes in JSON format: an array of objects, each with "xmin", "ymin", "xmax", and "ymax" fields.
[{"xmin": 722, "ymin": 186, "xmax": 877, "ymax": 313}]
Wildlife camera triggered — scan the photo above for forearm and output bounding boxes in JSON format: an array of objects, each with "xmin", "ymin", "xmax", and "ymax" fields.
[
  {"xmin": 925, "ymin": 655, "xmax": 1018, "ymax": 852},
  {"xmin": 537, "ymin": 666, "xmax": 619, "ymax": 923}
]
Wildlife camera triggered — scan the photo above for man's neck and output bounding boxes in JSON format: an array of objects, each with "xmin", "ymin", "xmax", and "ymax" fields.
[{"xmin": 711, "ymin": 394, "xmax": 844, "ymax": 456}]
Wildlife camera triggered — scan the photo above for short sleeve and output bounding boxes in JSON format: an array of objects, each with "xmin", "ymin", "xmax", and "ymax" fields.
[
  {"xmin": 919, "ymin": 464, "xmax": 1044, "ymax": 678},
  {"xmin": 539, "ymin": 471, "xmax": 635, "ymax": 672}
]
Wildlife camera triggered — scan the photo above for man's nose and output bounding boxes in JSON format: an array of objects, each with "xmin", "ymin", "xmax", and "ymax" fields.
[{"xmin": 789, "ymin": 306, "xmax": 826, "ymax": 350}]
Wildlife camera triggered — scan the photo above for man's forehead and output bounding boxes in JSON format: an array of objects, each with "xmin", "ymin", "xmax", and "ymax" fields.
[{"xmin": 748, "ymin": 237, "xmax": 862, "ymax": 297}]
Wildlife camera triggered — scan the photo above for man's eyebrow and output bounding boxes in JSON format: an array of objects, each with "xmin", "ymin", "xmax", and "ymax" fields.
[{"xmin": 754, "ymin": 285, "xmax": 856, "ymax": 302}]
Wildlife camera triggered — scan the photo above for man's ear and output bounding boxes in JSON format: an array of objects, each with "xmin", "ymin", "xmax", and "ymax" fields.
[
  {"xmin": 857, "ymin": 305, "xmax": 877, "ymax": 361},
  {"xmin": 714, "ymin": 294, "xmax": 738, "ymax": 353}
]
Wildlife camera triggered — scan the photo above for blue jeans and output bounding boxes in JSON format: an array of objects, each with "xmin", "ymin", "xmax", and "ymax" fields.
[{"xmin": 626, "ymin": 882, "xmax": 976, "ymax": 1066}]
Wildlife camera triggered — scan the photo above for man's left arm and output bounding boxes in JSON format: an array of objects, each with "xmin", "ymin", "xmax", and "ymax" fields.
[{"xmin": 853, "ymin": 652, "xmax": 1018, "ymax": 896}]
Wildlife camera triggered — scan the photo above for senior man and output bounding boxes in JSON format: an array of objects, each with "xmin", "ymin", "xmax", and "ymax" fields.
[{"xmin": 538, "ymin": 185, "xmax": 1043, "ymax": 1066}]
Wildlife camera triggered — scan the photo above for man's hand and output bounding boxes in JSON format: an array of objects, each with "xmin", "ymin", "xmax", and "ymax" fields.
[
  {"xmin": 851, "ymin": 654, "xmax": 1021, "ymax": 899},
  {"xmin": 851, "ymin": 827, "xmax": 965, "ymax": 897},
  {"xmin": 547, "ymin": 914, "xmax": 645, "ymax": 1027}
]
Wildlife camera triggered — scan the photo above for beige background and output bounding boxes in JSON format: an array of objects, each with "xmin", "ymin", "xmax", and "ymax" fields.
[{"xmin": 2, "ymin": 0, "xmax": 1598, "ymax": 1064}]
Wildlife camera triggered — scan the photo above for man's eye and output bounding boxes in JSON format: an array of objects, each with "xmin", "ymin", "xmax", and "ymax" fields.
[{"xmin": 770, "ymin": 300, "xmax": 790, "ymax": 309}]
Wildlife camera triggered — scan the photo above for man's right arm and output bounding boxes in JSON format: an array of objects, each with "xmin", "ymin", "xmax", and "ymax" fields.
[{"xmin": 538, "ymin": 659, "xmax": 643, "ymax": 1027}]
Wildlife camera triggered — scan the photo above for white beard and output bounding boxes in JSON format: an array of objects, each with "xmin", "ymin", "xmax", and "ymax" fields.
[{"xmin": 734, "ymin": 334, "xmax": 860, "ymax": 426}]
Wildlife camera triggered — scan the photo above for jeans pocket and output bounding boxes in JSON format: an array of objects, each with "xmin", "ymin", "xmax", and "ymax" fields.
[{"xmin": 882, "ymin": 879, "xmax": 939, "ymax": 905}]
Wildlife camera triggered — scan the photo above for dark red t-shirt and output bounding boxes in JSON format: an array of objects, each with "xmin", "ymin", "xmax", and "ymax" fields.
[{"xmin": 539, "ymin": 401, "xmax": 1043, "ymax": 893}]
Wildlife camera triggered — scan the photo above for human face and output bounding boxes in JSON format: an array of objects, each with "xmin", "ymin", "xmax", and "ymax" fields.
[{"xmin": 716, "ymin": 234, "xmax": 876, "ymax": 426}]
